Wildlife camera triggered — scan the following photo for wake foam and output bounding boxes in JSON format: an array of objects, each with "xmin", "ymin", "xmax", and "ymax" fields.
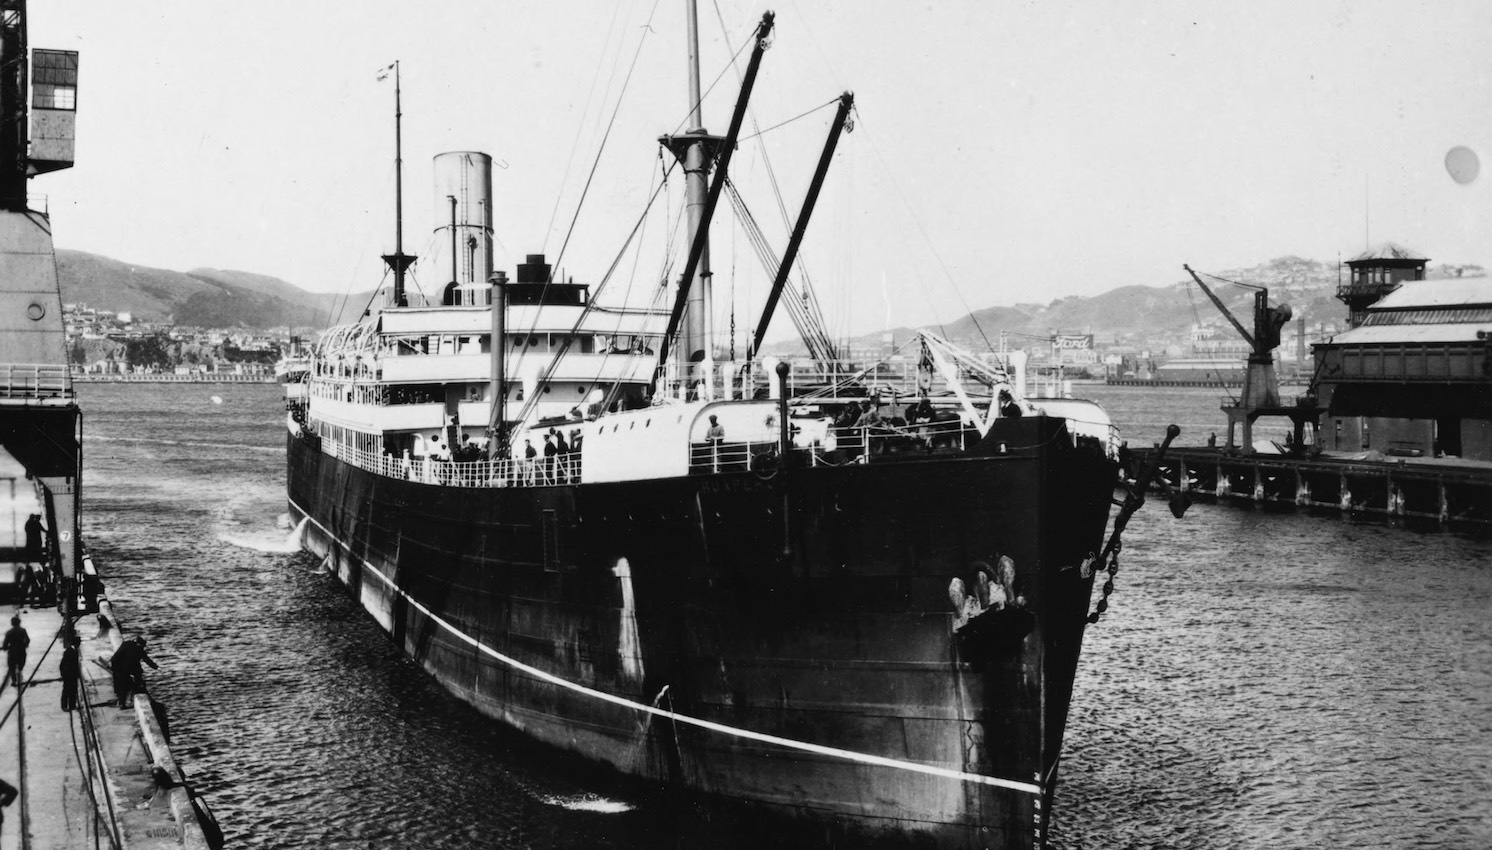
[
  {"xmin": 536, "ymin": 793, "xmax": 634, "ymax": 814},
  {"xmin": 219, "ymin": 517, "xmax": 309, "ymax": 553}
]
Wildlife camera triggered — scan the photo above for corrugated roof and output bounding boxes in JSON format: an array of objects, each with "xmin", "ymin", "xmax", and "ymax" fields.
[
  {"xmin": 1369, "ymin": 276, "xmax": 1492, "ymax": 310},
  {"xmin": 1326, "ymin": 323, "xmax": 1489, "ymax": 345},
  {"xmin": 1347, "ymin": 241, "xmax": 1427, "ymax": 263}
]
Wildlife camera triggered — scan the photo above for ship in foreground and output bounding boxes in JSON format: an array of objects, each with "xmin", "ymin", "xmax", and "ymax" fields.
[{"xmin": 285, "ymin": 7, "xmax": 1167, "ymax": 847}]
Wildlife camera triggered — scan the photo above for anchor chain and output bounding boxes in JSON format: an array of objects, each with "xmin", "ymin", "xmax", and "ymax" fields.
[
  {"xmin": 1087, "ymin": 424, "xmax": 1181, "ymax": 624},
  {"xmin": 1086, "ymin": 542, "xmax": 1121, "ymax": 624}
]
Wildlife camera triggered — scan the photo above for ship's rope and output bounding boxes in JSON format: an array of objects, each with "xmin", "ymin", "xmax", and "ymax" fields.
[
  {"xmin": 541, "ymin": 2, "xmax": 629, "ymax": 255},
  {"xmin": 292, "ymin": 501, "xmax": 1042, "ymax": 797},
  {"xmin": 510, "ymin": 1, "xmax": 663, "ymax": 392},
  {"xmin": 508, "ymin": 161, "xmax": 679, "ymax": 428},
  {"xmin": 851, "ymin": 106, "xmax": 996, "ymax": 349}
]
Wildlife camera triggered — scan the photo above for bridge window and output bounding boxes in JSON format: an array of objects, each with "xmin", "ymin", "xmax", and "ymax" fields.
[{"xmin": 32, "ymin": 50, "xmax": 78, "ymax": 110}]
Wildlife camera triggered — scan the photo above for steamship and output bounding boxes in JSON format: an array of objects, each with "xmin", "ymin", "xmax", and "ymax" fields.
[{"xmin": 285, "ymin": 8, "xmax": 1153, "ymax": 848}]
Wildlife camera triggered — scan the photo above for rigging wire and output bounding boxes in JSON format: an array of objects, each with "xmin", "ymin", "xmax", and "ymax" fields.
[
  {"xmin": 511, "ymin": 0, "xmax": 660, "ymax": 387},
  {"xmin": 737, "ymin": 97, "xmax": 840, "ymax": 143},
  {"xmin": 850, "ymin": 106, "xmax": 999, "ymax": 352},
  {"xmin": 711, "ymin": 0, "xmax": 828, "ymax": 358},
  {"xmin": 330, "ymin": 157, "xmax": 401, "ymax": 327},
  {"xmin": 663, "ymin": 24, "xmax": 758, "ymax": 139},
  {"xmin": 541, "ymin": 3, "xmax": 628, "ymax": 254},
  {"xmin": 509, "ymin": 161, "xmax": 679, "ymax": 428}
]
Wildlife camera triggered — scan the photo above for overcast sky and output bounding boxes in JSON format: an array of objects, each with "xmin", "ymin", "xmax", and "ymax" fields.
[{"xmin": 28, "ymin": 0, "xmax": 1491, "ymax": 340}]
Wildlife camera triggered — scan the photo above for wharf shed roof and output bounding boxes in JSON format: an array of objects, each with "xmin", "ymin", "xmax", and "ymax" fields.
[
  {"xmin": 1326, "ymin": 323, "xmax": 1488, "ymax": 345},
  {"xmin": 1369, "ymin": 276, "xmax": 1492, "ymax": 311},
  {"xmin": 1347, "ymin": 241, "xmax": 1428, "ymax": 263},
  {"xmin": 1324, "ymin": 277, "xmax": 1492, "ymax": 346}
]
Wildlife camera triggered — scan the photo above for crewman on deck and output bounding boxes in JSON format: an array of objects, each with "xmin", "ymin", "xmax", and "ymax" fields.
[
  {"xmin": 998, "ymin": 389, "xmax": 1023, "ymax": 418},
  {"xmin": 59, "ymin": 631, "xmax": 80, "ymax": 712},
  {"xmin": 2, "ymin": 617, "xmax": 28, "ymax": 688},
  {"xmin": 23, "ymin": 514, "xmax": 43, "ymax": 563},
  {"xmin": 110, "ymin": 635, "xmax": 159, "ymax": 709}
]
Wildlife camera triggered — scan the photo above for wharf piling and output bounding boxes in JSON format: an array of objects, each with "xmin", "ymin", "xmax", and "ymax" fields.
[{"xmin": 1131, "ymin": 445, "xmax": 1492, "ymax": 528}]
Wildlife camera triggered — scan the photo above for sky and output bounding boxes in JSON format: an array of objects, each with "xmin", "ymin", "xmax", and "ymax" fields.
[{"xmin": 26, "ymin": 0, "xmax": 1492, "ymax": 341}]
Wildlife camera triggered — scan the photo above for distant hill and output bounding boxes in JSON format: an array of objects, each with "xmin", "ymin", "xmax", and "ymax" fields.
[
  {"xmin": 785, "ymin": 255, "xmax": 1486, "ymax": 354},
  {"xmin": 57, "ymin": 247, "xmax": 1482, "ymax": 343},
  {"xmin": 56, "ymin": 249, "xmax": 373, "ymax": 329}
]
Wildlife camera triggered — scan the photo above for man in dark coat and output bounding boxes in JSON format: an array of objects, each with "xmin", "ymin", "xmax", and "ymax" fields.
[
  {"xmin": 59, "ymin": 632, "xmax": 80, "ymax": 712},
  {"xmin": 110, "ymin": 635, "xmax": 159, "ymax": 709},
  {"xmin": 23, "ymin": 514, "xmax": 43, "ymax": 561},
  {"xmin": 1, "ymin": 617, "xmax": 27, "ymax": 688}
]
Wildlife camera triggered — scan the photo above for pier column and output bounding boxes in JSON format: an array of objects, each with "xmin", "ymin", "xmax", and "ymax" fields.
[
  {"xmin": 1339, "ymin": 473, "xmax": 1351, "ymax": 512},
  {"xmin": 1295, "ymin": 468, "xmax": 1309, "ymax": 506},
  {"xmin": 1252, "ymin": 464, "xmax": 1264, "ymax": 503}
]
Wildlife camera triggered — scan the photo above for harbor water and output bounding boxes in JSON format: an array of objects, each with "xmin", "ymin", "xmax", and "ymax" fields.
[{"xmin": 79, "ymin": 383, "xmax": 1490, "ymax": 848}]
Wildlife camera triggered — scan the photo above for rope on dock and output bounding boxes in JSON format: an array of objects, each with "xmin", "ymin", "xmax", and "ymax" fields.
[{"xmin": 292, "ymin": 501, "xmax": 1045, "ymax": 798}]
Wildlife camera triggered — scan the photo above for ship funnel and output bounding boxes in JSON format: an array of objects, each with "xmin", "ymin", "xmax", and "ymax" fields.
[{"xmin": 430, "ymin": 152, "xmax": 495, "ymax": 290}]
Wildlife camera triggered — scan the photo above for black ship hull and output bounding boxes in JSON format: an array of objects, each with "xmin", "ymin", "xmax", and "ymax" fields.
[{"xmin": 287, "ymin": 416, "xmax": 1116, "ymax": 848}]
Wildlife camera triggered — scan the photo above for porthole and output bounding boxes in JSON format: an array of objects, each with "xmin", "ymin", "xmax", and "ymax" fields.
[{"xmin": 26, "ymin": 302, "xmax": 45, "ymax": 320}]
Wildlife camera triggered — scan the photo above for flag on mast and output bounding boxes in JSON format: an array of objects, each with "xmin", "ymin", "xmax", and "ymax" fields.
[{"xmin": 376, "ymin": 62, "xmax": 396, "ymax": 82}]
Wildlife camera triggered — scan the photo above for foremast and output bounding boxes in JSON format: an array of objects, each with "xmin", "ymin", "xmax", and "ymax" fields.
[{"xmin": 380, "ymin": 60, "xmax": 415, "ymax": 307}]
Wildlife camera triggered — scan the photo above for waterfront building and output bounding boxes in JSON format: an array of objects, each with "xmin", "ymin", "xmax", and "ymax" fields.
[{"xmin": 1313, "ymin": 244, "xmax": 1492, "ymax": 460}]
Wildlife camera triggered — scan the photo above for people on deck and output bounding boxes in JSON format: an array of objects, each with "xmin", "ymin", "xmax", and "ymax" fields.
[
  {"xmin": 2, "ymin": 617, "xmax": 28, "ymax": 689},
  {"xmin": 110, "ymin": 635, "xmax": 159, "ymax": 710},
  {"xmin": 23, "ymin": 514, "xmax": 42, "ymax": 563},
  {"xmin": 543, "ymin": 434, "xmax": 558, "ymax": 482},
  {"xmin": 998, "ymin": 389, "xmax": 1022, "ymax": 418},
  {"xmin": 59, "ymin": 631, "xmax": 80, "ymax": 712}
]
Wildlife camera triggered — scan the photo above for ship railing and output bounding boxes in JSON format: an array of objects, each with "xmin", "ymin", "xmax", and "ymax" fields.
[
  {"xmin": 657, "ymin": 358, "xmax": 1003, "ymax": 403},
  {"xmin": 0, "ymin": 363, "xmax": 72, "ymax": 401},
  {"xmin": 321, "ymin": 438, "xmax": 582, "ymax": 487},
  {"xmin": 687, "ymin": 419, "xmax": 977, "ymax": 473}
]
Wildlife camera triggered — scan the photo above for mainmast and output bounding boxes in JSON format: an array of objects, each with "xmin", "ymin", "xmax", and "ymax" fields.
[
  {"xmin": 381, "ymin": 61, "xmax": 415, "ymax": 307},
  {"xmin": 659, "ymin": 4, "xmax": 774, "ymax": 398},
  {"xmin": 674, "ymin": 1, "xmax": 718, "ymax": 395}
]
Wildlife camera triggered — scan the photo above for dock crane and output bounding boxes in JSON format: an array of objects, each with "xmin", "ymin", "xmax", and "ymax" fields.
[{"xmin": 1183, "ymin": 265, "xmax": 1321, "ymax": 453}]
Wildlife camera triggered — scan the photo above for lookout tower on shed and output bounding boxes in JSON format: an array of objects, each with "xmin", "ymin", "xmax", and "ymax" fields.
[{"xmin": 1338, "ymin": 242, "xmax": 1428, "ymax": 329}]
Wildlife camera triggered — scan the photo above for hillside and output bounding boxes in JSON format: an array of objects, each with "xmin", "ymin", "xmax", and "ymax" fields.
[
  {"xmin": 57, "ymin": 247, "xmax": 1483, "ymax": 343},
  {"xmin": 822, "ymin": 255, "xmax": 1485, "ymax": 353},
  {"xmin": 56, "ymin": 249, "xmax": 372, "ymax": 329}
]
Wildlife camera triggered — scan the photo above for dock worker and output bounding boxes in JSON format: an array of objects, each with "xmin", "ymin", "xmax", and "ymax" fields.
[
  {"xmin": 23, "ymin": 514, "xmax": 42, "ymax": 562},
  {"xmin": 110, "ymin": 635, "xmax": 159, "ymax": 710},
  {"xmin": 59, "ymin": 631, "xmax": 80, "ymax": 712},
  {"xmin": 2, "ymin": 617, "xmax": 27, "ymax": 688}
]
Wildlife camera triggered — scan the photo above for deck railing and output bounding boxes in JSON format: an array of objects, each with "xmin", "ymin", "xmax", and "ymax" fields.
[
  {"xmin": 0, "ymin": 364, "xmax": 72, "ymax": 401},
  {"xmin": 322, "ymin": 438, "xmax": 583, "ymax": 487},
  {"xmin": 687, "ymin": 419, "xmax": 979, "ymax": 473},
  {"xmin": 318, "ymin": 414, "xmax": 1117, "ymax": 486}
]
